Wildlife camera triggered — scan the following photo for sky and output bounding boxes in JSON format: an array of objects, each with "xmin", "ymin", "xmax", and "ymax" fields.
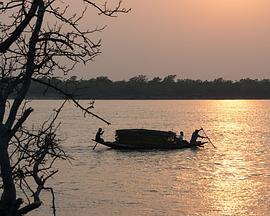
[{"xmin": 26, "ymin": 0, "xmax": 270, "ymax": 80}]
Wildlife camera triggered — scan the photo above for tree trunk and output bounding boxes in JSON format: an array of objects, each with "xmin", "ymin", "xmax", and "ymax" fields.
[{"xmin": 0, "ymin": 127, "xmax": 16, "ymax": 216}]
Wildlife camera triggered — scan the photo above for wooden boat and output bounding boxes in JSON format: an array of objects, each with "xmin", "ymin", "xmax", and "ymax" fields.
[
  {"xmin": 93, "ymin": 129, "xmax": 208, "ymax": 150},
  {"xmin": 93, "ymin": 140, "xmax": 206, "ymax": 150}
]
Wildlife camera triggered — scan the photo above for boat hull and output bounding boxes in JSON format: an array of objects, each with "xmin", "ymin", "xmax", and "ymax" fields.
[{"xmin": 94, "ymin": 140, "xmax": 207, "ymax": 150}]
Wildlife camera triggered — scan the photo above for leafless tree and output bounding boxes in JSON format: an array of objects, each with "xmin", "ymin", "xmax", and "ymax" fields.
[{"xmin": 0, "ymin": 0, "xmax": 130, "ymax": 215}]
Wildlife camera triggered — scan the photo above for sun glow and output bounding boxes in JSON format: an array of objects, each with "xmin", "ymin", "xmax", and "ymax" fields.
[
  {"xmin": 203, "ymin": 0, "xmax": 261, "ymax": 20},
  {"xmin": 211, "ymin": 0, "xmax": 248, "ymax": 8}
]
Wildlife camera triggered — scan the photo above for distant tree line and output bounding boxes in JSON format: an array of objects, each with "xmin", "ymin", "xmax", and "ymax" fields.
[{"xmin": 27, "ymin": 75, "xmax": 270, "ymax": 99}]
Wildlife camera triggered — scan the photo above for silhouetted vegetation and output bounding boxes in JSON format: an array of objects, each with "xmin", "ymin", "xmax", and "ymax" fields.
[
  {"xmin": 0, "ymin": 0, "xmax": 127, "ymax": 215},
  {"xmin": 28, "ymin": 75, "xmax": 270, "ymax": 99}
]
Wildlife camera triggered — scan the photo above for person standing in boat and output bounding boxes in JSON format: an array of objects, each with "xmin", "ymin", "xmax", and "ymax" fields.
[
  {"xmin": 190, "ymin": 128, "xmax": 207, "ymax": 144},
  {"xmin": 95, "ymin": 128, "xmax": 104, "ymax": 143}
]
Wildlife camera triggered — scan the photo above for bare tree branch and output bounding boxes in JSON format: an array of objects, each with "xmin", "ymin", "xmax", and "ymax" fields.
[
  {"xmin": 31, "ymin": 77, "xmax": 111, "ymax": 125},
  {"xmin": 0, "ymin": 0, "xmax": 39, "ymax": 53},
  {"xmin": 0, "ymin": 0, "xmax": 129, "ymax": 215}
]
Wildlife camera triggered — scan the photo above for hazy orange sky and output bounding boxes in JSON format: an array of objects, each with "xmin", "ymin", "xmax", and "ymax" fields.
[{"xmin": 40, "ymin": 0, "xmax": 270, "ymax": 80}]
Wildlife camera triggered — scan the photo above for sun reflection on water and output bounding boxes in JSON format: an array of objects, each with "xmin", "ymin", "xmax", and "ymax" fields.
[
  {"xmin": 202, "ymin": 100, "xmax": 266, "ymax": 215},
  {"xmin": 209, "ymin": 153, "xmax": 257, "ymax": 215}
]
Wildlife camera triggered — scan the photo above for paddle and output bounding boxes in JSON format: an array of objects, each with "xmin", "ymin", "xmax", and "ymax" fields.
[
  {"xmin": 201, "ymin": 127, "xmax": 216, "ymax": 148},
  {"xmin": 93, "ymin": 143, "xmax": 98, "ymax": 150},
  {"xmin": 92, "ymin": 139, "xmax": 98, "ymax": 150}
]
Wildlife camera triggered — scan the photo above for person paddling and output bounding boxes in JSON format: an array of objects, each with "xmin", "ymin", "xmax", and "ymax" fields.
[
  {"xmin": 95, "ymin": 128, "xmax": 104, "ymax": 143},
  {"xmin": 190, "ymin": 128, "xmax": 207, "ymax": 145}
]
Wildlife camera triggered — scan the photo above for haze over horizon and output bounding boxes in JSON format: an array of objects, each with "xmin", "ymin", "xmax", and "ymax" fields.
[{"xmin": 61, "ymin": 1, "xmax": 270, "ymax": 80}]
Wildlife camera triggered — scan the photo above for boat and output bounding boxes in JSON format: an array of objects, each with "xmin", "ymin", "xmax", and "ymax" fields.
[{"xmin": 93, "ymin": 129, "xmax": 208, "ymax": 150}]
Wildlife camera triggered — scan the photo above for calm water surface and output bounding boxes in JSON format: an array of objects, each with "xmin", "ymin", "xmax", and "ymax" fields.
[{"xmin": 28, "ymin": 100, "xmax": 270, "ymax": 216}]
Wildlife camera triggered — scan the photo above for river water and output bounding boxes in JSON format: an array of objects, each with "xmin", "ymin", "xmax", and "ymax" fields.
[{"xmin": 27, "ymin": 100, "xmax": 270, "ymax": 216}]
